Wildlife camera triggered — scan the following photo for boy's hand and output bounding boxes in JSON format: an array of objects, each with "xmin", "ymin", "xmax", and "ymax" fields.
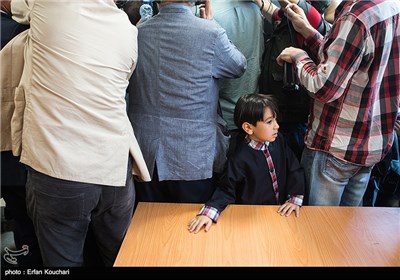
[
  {"xmin": 188, "ymin": 215, "xmax": 213, "ymax": 234},
  {"xmin": 277, "ymin": 202, "xmax": 300, "ymax": 217}
]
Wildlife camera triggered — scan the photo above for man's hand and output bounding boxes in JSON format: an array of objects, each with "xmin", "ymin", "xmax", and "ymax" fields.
[
  {"xmin": 276, "ymin": 46, "xmax": 304, "ymax": 66},
  {"xmin": 252, "ymin": 0, "xmax": 263, "ymax": 9},
  {"xmin": 395, "ymin": 119, "xmax": 400, "ymax": 137},
  {"xmin": 188, "ymin": 215, "xmax": 213, "ymax": 233},
  {"xmin": 279, "ymin": 0, "xmax": 300, "ymax": 9},
  {"xmin": 199, "ymin": 0, "xmax": 213, "ymax": 20},
  {"xmin": 285, "ymin": 3, "xmax": 315, "ymax": 38}
]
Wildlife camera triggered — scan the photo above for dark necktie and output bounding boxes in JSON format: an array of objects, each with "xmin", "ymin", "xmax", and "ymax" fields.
[{"xmin": 263, "ymin": 146, "xmax": 279, "ymax": 203}]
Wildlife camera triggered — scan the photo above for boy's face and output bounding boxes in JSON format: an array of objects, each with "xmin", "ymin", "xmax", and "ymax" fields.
[{"xmin": 247, "ymin": 107, "xmax": 279, "ymax": 143}]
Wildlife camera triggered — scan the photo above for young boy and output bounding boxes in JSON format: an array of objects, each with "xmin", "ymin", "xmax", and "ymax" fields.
[{"xmin": 188, "ymin": 94, "xmax": 305, "ymax": 233}]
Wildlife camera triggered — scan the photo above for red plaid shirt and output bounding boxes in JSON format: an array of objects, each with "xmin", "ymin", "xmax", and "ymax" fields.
[{"xmin": 292, "ymin": 0, "xmax": 400, "ymax": 166}]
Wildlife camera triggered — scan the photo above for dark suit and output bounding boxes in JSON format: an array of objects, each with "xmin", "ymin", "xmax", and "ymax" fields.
[
  {"xmin": 1, "ymin": 12, "xmax": 28, "ymax": 48},
  {"xmin": 206, "ymin": 133, "xmax": 305, "ymax": 213}
]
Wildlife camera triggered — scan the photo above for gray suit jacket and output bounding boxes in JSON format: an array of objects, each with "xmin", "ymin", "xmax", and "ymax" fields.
[{"xmin": 128, "ymin": 4, "xmax": 246, "ymax": 181}]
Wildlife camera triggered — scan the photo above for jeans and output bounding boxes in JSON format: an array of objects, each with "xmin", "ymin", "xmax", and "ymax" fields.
[
  {"xmin": 25, "ymin": 163, "xmax": 135, "ymax": 267},
  {"xmin": 301, "ymin": 147, "xmax": 372, "ymax": 206}
]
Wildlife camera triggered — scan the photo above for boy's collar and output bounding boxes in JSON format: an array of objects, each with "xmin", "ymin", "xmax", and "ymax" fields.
[{"xmin": 245, "ymin": 135, "xmax": 270, "ymax": 151}]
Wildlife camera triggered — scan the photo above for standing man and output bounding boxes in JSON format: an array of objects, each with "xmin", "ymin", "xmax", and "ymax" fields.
[
  {"xmin": 256, "ymin": 0, "xmax": 331, "ymax": 161},
  {"xmin": 1, "ymin": 0, "xmax": 42, "ymax": 267},
  {"xmin": 9, "ymin": 0, "xmax": 150, "ymax": 266},
  {"xmin": 212, "ymin": 0, "xmax": 264, "ymax": 155},
  {"xmin": 277, "ymin": 0, "xmax": 400, "ymax": 206},
  {"xmin": 128, "ymin": 0, "xmax": 247, "ymax": 203}
]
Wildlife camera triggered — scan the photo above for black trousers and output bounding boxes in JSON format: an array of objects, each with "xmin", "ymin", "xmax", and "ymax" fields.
[
  {"xmin": 135, "ymin": 164, "xmax": 216, "ymax": 206},
  {"xmin": 25, "ymin": 160, "xmax": 135, "ymax": 267},
  {"xmin": 1, "ymin": 151, "xmax": 42, "ymax": 267}
]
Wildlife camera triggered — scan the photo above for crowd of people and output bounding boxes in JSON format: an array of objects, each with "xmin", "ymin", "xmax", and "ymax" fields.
[{"xmin": 1, "ymin": 0, "xmax": 399, "ymax": 268}]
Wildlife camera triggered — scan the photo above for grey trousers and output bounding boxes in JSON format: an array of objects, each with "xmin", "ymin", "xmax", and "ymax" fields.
[{"xmin": 25, "ymin": 162, "xmax": 135, "ymax": 267}]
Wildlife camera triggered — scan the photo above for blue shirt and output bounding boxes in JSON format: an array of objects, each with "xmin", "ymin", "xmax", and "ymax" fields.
[
  {"xmin": 128, "ymin": 4, "xmax": 247, "ymax": 181},
  {"xmin": 213, "ymin": 0, "xmax": 264, "ymax": 130}
]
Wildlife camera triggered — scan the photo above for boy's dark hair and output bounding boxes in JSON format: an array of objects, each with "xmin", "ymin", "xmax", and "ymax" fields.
[{"xmin": 234, "ymin": 94, "xmax": 278, "ymax": 129}]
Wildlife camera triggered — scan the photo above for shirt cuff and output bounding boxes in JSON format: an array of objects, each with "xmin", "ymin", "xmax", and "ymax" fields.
[
  {"xmin": 198, "ymin": 205, "xmax": 220, "ymax": 223},
  {"xmin": 292, "ymin": 49, "xmax": 309, "ymax": 64},
  {"xmin": 287, "ymin": 195, "xmax": 304, "ymax": 206}
]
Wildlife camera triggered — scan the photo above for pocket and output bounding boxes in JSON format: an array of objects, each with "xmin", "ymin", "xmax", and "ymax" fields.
[
  {"xmin": 11, "ymin": 86, "xmax": 25, "ymax": 155},
  {"xmin": 1, "ymin": 88, "xmax": 15, "ymax": 151},
  {"xmin": 323, "ymin": 154, "xmax": 361, "ymax": 181},
  {"xmin": 33, "ymin": 186, "xmax": 85, "ymax": 220}
]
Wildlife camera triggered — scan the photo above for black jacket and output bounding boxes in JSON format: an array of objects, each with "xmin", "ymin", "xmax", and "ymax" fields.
[{"xmin": 206, "ymin": 133, "xmax": 305, "ymax": 213}]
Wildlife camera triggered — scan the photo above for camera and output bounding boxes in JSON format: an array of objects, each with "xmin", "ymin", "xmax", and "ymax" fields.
[{"xmin": 282, "ymin": 62, "xmax": 300, "ymax": 92}]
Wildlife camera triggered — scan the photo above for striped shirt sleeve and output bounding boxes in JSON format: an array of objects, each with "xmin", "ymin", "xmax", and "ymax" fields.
[
  {"xmin": 293, "ymin": 15, "xmax": 366, "ymax": 103},
  {"xmin": 287, "ymin": 195, "xmax": 304, "ymax": 206},
  {"xmin": 198, "ymin": 205, "xmax": 220, "ymax": 223}
]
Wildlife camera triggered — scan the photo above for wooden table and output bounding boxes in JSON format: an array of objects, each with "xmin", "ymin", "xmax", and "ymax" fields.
[{"xmin": 114, "ymin": 202, "xmax": 400, "ymax": 267}]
